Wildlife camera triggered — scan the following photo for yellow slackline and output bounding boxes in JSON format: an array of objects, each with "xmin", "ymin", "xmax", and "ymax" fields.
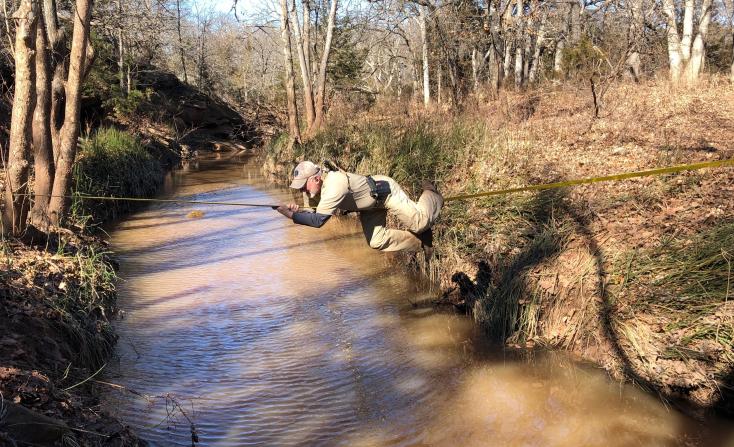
[
  {"xmin": 11, "ymin": 158, "xmax": 734, "ymax": 208},
  {"xmin": 443, "ymin": 157, "xmax": 734, "ymax": 203},
  {"xmin": 13, "ymin": 193, "xmax": 285, "ymax": 208}
]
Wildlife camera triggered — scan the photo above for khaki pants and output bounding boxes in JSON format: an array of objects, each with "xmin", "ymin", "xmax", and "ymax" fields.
[{"xmin": 359, "ymin": 176, "xmax": 442, "ymax": 252}]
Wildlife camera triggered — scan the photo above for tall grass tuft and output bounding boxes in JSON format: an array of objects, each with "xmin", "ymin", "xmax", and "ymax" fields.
[
  {"xmin": 618, "ymin": 221, "xmax": 734, "ymax": 363},
  {"xmin": 72, "ymin": 127, "xmax": 163, "ymax": 225}
]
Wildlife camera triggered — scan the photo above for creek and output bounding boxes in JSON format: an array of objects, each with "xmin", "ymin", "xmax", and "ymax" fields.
[{"xmin": 104, "ymin": 154, "xmax": 731, "ymax": 446}]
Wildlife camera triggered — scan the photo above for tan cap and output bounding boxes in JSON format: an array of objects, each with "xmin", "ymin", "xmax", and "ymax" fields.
[{"xmin": 289, "ymin": 160, "xmax": 321, "ymax": 189}]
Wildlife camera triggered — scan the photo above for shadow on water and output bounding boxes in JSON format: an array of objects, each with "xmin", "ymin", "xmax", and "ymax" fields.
[{"xmin": 111, "ymin": 268, "xmax": 447, "ymax": 446}]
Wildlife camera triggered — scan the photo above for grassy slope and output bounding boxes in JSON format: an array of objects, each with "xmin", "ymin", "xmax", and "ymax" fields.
[{"xmin": 265, "ymin": 78, "xmax": 734, "ymax": 416}]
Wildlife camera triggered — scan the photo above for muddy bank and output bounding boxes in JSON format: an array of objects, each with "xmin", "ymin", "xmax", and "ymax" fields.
[{"xmin": 0, "ymin": 232, "xmax": 145, "ymax": 446}]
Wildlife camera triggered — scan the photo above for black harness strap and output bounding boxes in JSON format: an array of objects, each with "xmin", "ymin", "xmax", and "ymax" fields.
[{"xmin": 366, "ymin": 176, "xmax": 391, "ymax": 202}]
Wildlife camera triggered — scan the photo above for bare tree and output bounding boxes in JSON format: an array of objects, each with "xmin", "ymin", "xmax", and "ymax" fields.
[
  {"xmin": 290, "ymin": 0, "xmax": 315, "ymax": 128},
  {"xmin": 528, "ymin": 3, "xmax": 547, "ymax": 84},
  {"xmin": 418, "ymin": 4, "xmax": 430, "ymax": 106},
  {"xmin": 662, "ymin": 0, "xmax": 713, "ymax": 83},
  {"xmin": 2, "ymin": 0, "xmax": 37, "ymax": 236},
  {"xmin": 30, "ymin": 5, "xmax": 53, "ymax": 230},
  {"xmin": 176, "ymin": 0, "xmax": 187, "ymax": 83},
  {"xmin": 48, "ymin": 0, "xmax": 94, "ymax": 224},
  {"xmin": 309, "ymin": 0, "xmax": 337, "ymax": 133},
  {"xmin": 279, "ymin": 0, "xmax": 301, "ymax": 145}
]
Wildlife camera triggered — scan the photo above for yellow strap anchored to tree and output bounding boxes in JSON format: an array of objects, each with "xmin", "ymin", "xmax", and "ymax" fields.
[
  {"xmin": 13, "ymin": 158, "xmax": 734, "ymax": 208},
  {"xmin": 443, "ymin": 158, "xmax": 734, "ymax": 203}
]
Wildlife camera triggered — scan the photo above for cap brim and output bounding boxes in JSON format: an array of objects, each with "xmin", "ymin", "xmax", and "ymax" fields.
[{"xmin": 290, "ymin": 177, "xmax": 308, "ymax": 189}]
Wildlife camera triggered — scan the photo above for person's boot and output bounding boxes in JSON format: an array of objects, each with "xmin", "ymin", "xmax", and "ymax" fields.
[
  {"xmin": 421, "ymin": 180, "xmax": 438, "ymax": 193},
  {"xmin": 416, "ymin": 228, "xmax": 434, "ymax": 260},
  {"xmin": 421, "ymin": 180, "xmax": 443, "ymax": 207}
]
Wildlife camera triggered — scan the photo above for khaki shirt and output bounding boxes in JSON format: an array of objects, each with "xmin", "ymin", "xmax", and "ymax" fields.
[{"xmin": 305, "ymin": 171, "xmax": 376, "ymax": 215}]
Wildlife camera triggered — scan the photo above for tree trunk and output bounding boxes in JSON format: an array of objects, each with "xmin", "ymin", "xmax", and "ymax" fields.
[
  {"xmin": 2, "ymin": 0, "xmax": 37, "ymax": 236},
  {"xmin": 176, "ymin": 0, "xmax": 187, "ymax": 83},
  {"xmin": 117, "ymin": 0, "xmax": 125, "ymax": 94},
  {"xmin": 514, "ymin": 40, "xmax": 523, "ymax": 89},
  {"xmin": 290, "ymin": 0, "xmax": 315, "ymax": 128},
  {"xmin": 503, "ymin": 38, "xmax": 513, "ymax": 84},
  {"xmin": 729, "ymin": 0, "xmax": 734, "ymax": 83},
  {"xmin": 686, "ymin": 0, "xmax": 712, "ymax": 82},
  {"xmin": 278, "ymin": 0, "xmax": 301, "ymax": 145},
  {"xmin": 490, "ymin": 45, "xmax": 500, "ymax": 93},
  {"xmin": 418, "ymin": 5, "xmax": 430, "ymax": 107},
  {"xmin": 302, "ymin": 0, "xmax": 313, "ymax": 80},
  {"xmin": 731, "ymin": 13, "xmax": 734, "ymax": 83},
  {"xmin": 662, "ymin": 0, "xmax": 683, "ymax": 83},
  {"xmin": 30, "ymin": 11, "xmax": 54, "ymax": 230},
  {"xmin": 40, "ymin": 0, "xmax": 64, "ymax": 159},
  {"xmin": 48, "ymin": 0, "xmax": 93, "ymax": 225},
  {"xmin": 625, "ymin": 0, "xmax": 644, "ymax": 81},
  {"xmin": 311, "ymin": 0, "xmax": 338, "ymax": 132},
  {"xmin": 528, "ymin": 9, "xmax": 546, "ymax": 84},
  {"xmin": 680, "ymin": 0, "xmax": 694, "ymax": 63},
  {"xmin": 514, "ymin": 0, "xmax": 524, "ymax": 90},
  {"xmin": 437, "ymin": 64, "xmax": 442, "ymax": 102},
  {"xmin": 553, "ymin": 38, "xmax": 564, "ymax": 75},
  {"xmin": 570, "ymin": 0, "xmax": 581, "ymax": 43},
  {"xmin": 471, "ymin": 47, "xmax": 478, "ymax": 92}
]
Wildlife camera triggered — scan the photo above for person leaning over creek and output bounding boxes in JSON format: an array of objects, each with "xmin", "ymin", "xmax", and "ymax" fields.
[{"xmin": 274, "ymin": 161, "xmax": 443, "ymax": 254}]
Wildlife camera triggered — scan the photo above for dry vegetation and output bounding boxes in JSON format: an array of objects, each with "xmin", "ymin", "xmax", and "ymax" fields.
[{"xmin": 265, "ymin": 77, "xmax": 734, "ymax": 416}]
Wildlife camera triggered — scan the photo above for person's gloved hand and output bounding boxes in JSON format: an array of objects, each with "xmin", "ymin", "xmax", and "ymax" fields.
[{"xmin": 274, "ymin": 203, "xmax": 300, "ymax": 218}]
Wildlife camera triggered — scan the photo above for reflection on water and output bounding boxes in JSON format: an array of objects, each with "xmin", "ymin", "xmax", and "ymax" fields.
[{"xmin": 105, "ymin": 155, "xmax": 733, "ymax": 447}]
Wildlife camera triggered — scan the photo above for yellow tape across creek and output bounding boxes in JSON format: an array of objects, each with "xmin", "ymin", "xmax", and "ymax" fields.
[
  {"xmin": 443, "ymin": 157, "xmax": 734, "ymax": 203},
  {"xmin": 13, "ymin": 158, "xmax": 734, "ymax": 208}
]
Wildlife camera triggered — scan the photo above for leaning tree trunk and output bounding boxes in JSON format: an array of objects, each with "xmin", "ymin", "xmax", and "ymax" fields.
[
  {"xmin": 310, "ymin": 0, "xmax": 338, "ymax": 133},
  {"xmin": 30, "ymin": 11, "xmax": 55, "ymax": 231},
  {"xmin": 2, "ymin": 0, "xmax": 37, "ymax": 237},
  {"xmin": 278, "ymin": 0, "xmax": 301, "ymax": 145},
  {"xmin": 48, "ymin": 0, "xmax": 92, "ymax": 225}
]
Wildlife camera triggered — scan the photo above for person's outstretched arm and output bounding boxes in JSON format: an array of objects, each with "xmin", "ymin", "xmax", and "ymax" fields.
[{"xmin": 275, "ymin": 204, "xmax": 332, "ymax": 228}]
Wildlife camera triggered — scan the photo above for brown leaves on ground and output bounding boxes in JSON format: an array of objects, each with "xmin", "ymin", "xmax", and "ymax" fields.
[{"xmin": 0, "ymin": 237, "xmax": 143, "ymax": 446}]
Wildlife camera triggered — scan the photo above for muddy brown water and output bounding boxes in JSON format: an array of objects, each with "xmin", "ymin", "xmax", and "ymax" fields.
[{"xmin": 104, "ymin": 154, "xmax": 733, "ymax": 447}]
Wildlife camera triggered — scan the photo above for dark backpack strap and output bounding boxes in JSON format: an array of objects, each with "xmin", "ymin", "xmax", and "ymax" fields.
[{"xmin": 366, "ymin": 176, "xmax": 391, "ymax": 202}]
